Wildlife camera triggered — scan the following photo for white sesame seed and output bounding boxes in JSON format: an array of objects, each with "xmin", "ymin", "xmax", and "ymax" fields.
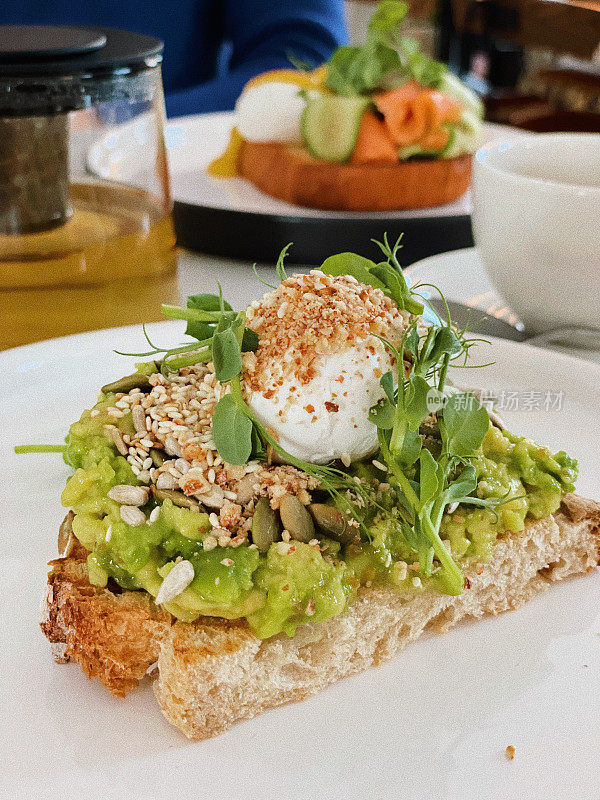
[
  {"xmin": 412, "ymin": 576, "xmax": 422, "ymax": 588},
  {"xmin": 149, "ymin": 506, "xmax": 160, "ymax": 523},
  {"xmin": 105, "ymin": 525, "xmax": 113, "ymax": 542}
]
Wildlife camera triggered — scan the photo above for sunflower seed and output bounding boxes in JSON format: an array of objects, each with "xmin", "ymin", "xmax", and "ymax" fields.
[
  {"xmin": 155, "ymin": 560, "xmax": 195, "ymax": 605},
  {"xmin": 108, "ymin": 485, "xmax": 149, "ymax": 506},
  {"xmin": 156, "ymin": 472, "xmax": 178, "ymax": 490},
  {"xmin": 131, "ymin": 404, "xmax": 147, "ymax": 434},
  {"xmin": 120, "ymin": 506, "xmax": 146, "ymax": 526}
]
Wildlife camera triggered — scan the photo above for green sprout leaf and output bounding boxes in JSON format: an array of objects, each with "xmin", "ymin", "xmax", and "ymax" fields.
[
  {"xmin": 320, "ymin": 252, "xmax": 385, "ymax": 289},
  {"xmin": 441, "ymin": 393, "xmax": 490, "ymax": 457},
  {"xmin": 212, "ymin": 326, "xmax": 243, "ymax": 383},
  {"xmin": 369, "ymin": 397, "xmax": 396, "ymax": 430},
  {"xmin": 276, "ymin": 243, "xmax": 292, "ymax": 282},
  {"xmin": 185, "ymin": 294, "xmax": 233, "ymax": 340},
  {"xmin": 404, "ymin": 375, "xmax": 431, "ymax": 430},
  {"xmin": 241, "ymin": 327, "xmax": 259, "ymax": 352},
  {"xmin": 418, "ymin": 449, "xmax": 440, "ymax": 507},
  {"xmin": 211, "ymin": 394, "xmax": 253, "ymax": 466},
  {"xmin": 380, "ymin": 370, "xmax": 395, "ymax": 402}
]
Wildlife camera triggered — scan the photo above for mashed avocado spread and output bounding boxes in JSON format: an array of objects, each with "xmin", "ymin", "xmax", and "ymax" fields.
[{"xmin": 61, "ymin": 393, "xmax": 576, "ymax": 638}]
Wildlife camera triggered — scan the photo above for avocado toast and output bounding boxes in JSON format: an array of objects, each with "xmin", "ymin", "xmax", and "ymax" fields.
[{"xmin": 37, "ymin": 241, "xmax": 600, "ymax": 739}]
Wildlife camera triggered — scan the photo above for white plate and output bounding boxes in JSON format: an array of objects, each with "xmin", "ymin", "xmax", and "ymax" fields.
[
  {"xmin": 88, "ymin": 112, "xmax": 530, "ymax": 219},
  {"xmin": 406, "ymin": 247, "xmax": 521, "ymax": 327},
  {"xmin": 1, "ymin": 321, "xmax": 599, "ymax": 800}
]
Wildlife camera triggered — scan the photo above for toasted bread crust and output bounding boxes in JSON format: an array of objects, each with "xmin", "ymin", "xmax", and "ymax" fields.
[
  {"xmin": 238, "ymin": 141, "xmax": 472, "ymax": 211},
  {"xmin": 41, "ymin": 541, "xmax": 171, "ymax": 697},
  {"xmin": 42, "ymin": 495, "xmax": 600, "ymax": 734}
]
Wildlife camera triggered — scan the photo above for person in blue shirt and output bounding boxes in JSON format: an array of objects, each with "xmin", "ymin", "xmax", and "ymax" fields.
[{"xmin": 1, "ymin": 0, "xmax": 347, "ymax": 116}]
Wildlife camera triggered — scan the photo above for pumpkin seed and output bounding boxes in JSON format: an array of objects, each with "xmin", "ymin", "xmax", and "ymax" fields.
[
  {"xmin": 101, "ymin": 372, "xmax": 153, "ymax": 395},
  {"xmin": 153, "ymin": 487, "xmax": 201, "ymax": 510},
  {"xmin": 149, "ymin": 448, "xmax": 165, "ymax": 467},
  {"xmin": 308, "ymin": 503, "xmax": 355, "ymax": 544},
  {"xmin": 279, "ymin": 494, "xmax": 314, "ymax": 543},
  {"xmin": 251, "ymin": 497, "xmax": 279, "ymax": 552},
  {"xmin": 57, "ymin": 510, "xmax": 75, "ymax": 557}
]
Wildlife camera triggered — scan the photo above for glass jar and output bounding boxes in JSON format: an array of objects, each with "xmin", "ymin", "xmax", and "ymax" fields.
[{"xmin": 0, "ymin": 25, "xmax": 178, "ymax": 349}]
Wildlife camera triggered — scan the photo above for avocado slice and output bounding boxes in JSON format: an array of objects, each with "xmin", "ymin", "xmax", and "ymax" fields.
[{"xmin": 301, "ymin": 95, "xmax": 370, "ymax": 163}]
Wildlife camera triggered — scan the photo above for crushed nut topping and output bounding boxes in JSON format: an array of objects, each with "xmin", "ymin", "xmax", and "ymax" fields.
[{"xmin": 245, "ymin": 270, "xmax": 409, "ymax": 393}]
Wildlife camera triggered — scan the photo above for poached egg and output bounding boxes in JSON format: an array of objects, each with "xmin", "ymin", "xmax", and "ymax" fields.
[
  {"xmin": 235, "ymin": 68, "xmax": 326, "ymax": 144},
  {"xmin": 244, "ymin": 270, "xmax": 409, "ymax": 465}
]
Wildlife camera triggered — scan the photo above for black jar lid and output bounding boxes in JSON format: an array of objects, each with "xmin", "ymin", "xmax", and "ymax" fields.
[{"xmin": 0, "ymin": 25, "xmax": 163, "ymax": 115}]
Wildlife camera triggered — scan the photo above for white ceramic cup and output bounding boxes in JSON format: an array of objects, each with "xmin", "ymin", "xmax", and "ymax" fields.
[{"xmin": 472, "ymin": 133, "xmax": 600, "ymax": 333}]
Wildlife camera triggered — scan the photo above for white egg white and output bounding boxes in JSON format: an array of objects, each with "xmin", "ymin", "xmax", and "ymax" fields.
[
  {"xmin": 235, "ymin": 82, "xmax": 316, "ymax": 143},
  {"xmin": 247, "ymin": 343, "xmax": 395, "ymax": 464}
]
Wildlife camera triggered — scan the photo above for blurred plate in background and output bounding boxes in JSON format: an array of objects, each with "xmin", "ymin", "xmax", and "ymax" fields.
[{"xmin": 88, "ymin": 112, "xmax": 531, "ymax": 265}]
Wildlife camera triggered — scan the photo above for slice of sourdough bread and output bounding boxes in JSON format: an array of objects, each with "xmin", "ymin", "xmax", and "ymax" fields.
[{"xmin": 42, "ymin": 494, "xmax": 600, "ymax": 739}]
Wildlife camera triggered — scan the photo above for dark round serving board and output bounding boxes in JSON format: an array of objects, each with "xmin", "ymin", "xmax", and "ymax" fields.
[{"xmin": 174, "ymin": 202, "xmax": 474, "ymax": 266}]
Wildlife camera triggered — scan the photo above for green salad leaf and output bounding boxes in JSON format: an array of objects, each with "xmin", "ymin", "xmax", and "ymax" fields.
[{"xmin": 324, "ymin": 0, "xmax": 446, "ymax": 96}]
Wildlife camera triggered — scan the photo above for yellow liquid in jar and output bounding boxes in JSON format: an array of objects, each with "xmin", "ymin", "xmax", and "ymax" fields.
[{"xmin": 0, "ymin": 183, "xmax": 178, "ymax": 350}]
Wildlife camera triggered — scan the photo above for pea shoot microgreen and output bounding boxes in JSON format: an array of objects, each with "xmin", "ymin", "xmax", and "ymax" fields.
[{"xmin": 368, "ymin": 322, "xmax": 501, "ymax": 593}]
